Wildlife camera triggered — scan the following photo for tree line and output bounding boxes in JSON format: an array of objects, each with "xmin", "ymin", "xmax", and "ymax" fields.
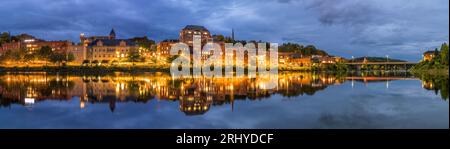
[
  {"xmin": 412, "ymin": 42, "xmax": 449, "ymax": 72},
  {"xmin": 0, "ymin": 46, "xmax": 75, "ymax": 66}
]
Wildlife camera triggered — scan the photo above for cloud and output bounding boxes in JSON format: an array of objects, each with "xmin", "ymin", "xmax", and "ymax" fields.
[{"xmin": 306, "ymin": 0, "xmax": 379, "ymax": 26}]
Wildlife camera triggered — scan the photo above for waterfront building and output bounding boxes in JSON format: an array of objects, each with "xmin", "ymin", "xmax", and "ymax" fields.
[
  {"xmin": 157, "ymin": 39, "xmax": 179, "ymax": 58},
  {"xmin": 332, "ymin": 56, "xmax": 345, "ymax": 63},
  {"xmin": 87, "ymin": 38, "xmax": 137, "ymax": 64},
  {"xmin": 68, "ymin": 44, "xmax": 86, "ymax": 64},
  {"xmin": 36, "ymin": 40, "xmax": 72, "ymax": 53},
  {"xmin": 423, "ymin": 50, "xmax": 436, "ymax": 61},
  {"xmin": 78, "ymin": 29, "xmax": 154, "ymax": 65},
  {"xmin": 290, "ymin": 57, "xmax": 313, "ymax": 67},
  {"xmin": 179, "ymin": 25, "xmax": 211, "ymax": 47},
  {"xmin": 311, "ymin": 55, "xmax": 338, "ymax": 64},
  {"xmin": 80, "ymin": 29, "xmax": 116, "ymax": 46},
  {"xmin": 278, "ymin": 52, "xmax": 302, "ymax": 65},
  {"xmin": 2, "ymin": 39, "xmax": 72, "ymax": 54}
]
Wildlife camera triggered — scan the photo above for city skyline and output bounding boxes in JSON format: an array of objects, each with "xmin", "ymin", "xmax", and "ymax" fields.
[{"xmin": 0, "ymin": 0, "xmax": 449, "ymax": 61}]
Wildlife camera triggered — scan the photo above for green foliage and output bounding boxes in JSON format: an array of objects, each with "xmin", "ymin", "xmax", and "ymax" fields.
[
  {"xmin": 23, "ymin": 53, "xmax": 37, "ymax": 62},
  {"xmin": 224, "ymin": 37, "xmax": 234, "ymax": 43},
  {"xmin": 8, "ymin": 48, "xmax": 27, "ymax": 61},
  {"xmin": 127, "ymin": 48, "xmax": 142, "ymax": 65},
  {"xmin": 0, "ymin": 32, "xmax": 11, "ymax": 44},
  {"xmin": 353, "ymin": 57, "xmax": 406, "ymax": 62},
  {"xmin": 335, "ymin": 62, "xmax": 349, "ymax": 71},
  {"xmin": 166, "ymin": 55, "xmax": 179, "ymax": 63},
  {"xmin": 213, "ymin": 35, "xmax": 225, "ymax": 41},
  {"xmin": 49, "ymin": 52, "xmax": 66, "ymax": 64},
  {"xmin": 440, "ymin": 43, "xmax": 449, "ymax": 66},
  {"xmin": 417, "ymin": 73, "xmax": 449, "ymax": 100},
  {"xmin": 412, "ymin": 42, "xmax": 449, "ymax": 73},
  {"xmin": 67, "ymin": 52, "xmax": 75, "ymax": 62},
  {"xmin": 278, "ymin": 43, "xmax": 328, "ymax": 56},
  {"xmin": 37, "ymin": 46, "xmax": 53, "ymax": 60},
  {"xmin": 0, "ymin": 45, "xmax": 77, "ymax": 66}
]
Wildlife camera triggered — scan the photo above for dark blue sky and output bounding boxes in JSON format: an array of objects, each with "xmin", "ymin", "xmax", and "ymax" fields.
[{"xmin": 0, "ymin": 0, "xmax": 448, "ymax": 61}]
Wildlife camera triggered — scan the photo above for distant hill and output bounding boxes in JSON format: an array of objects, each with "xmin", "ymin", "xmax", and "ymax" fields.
[{"xmin": 352, "ymin": 57, "xmax": 407, "ymax": 62}]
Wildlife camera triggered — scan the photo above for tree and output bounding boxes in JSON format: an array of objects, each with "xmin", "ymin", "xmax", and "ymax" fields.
[
  {"xmin": 0, "ymin": 32, "xmax": 11, "ymax": 44},
  {"xmin": 127, "ymin": 48, "xmax": 141, "ymax": 66},
  {"xmin": 224, "ymin": 37, "xmax": 234, "ymax": 43},
  {"xmin": 213, "ymin": 35, "xmax": 225, "ymax": 41},
  {"xmin": 0, "ymin": 50, "xmax": 10, "ymax": 64},
  {"xmin": 440, "ymin": 43, "xmax": 449, "ymax": 66},
  {"xmin": 67, "ymin": 52, "xmax": 75, "ymax": 62},
  {"xmin": 23, "ymin": 53, "xmax": 36, "ymax": 63},
  {"xmin": 37, "ymin": 46, "xmax": 53, "ymax": 60},
  {"xmin": 49, "ymin": 53, "xmax": 66, "ymax": 66},
  {"xmin": 166, "ymin": 55, "xmax": 179, "ymax": 63},
  {"xmin": 131, "ymin": 36, "xmax": 155, "ymax": 51},
  {"xmin": 9, "ymin": 48, "xmax": 26, "ymax": 62}
]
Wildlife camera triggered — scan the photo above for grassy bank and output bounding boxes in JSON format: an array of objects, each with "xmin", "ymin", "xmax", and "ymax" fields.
[
  {"xmin": 411, "ymin": 68, "xmax": 449, "ymax": 76},
  {"xmin": 0, "ymin": 66, "xmax": 170, "ymax": 75},
  {"xmin": 410, "ymin": 61, "xmax": 449, "ymax": 77},
  {"xmin": 1, "ymin": 65, "xmax": 412, "ymax": 74}
]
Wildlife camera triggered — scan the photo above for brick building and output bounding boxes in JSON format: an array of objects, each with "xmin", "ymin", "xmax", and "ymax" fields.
[
  {"xmin": 179, "ymin": 25, "xmax": 211, "ymax": 47},
  {"xmin": 157, "ymin": 39, "xmax": 179, "ymax": 58},
  {"xmin": 87, "ymin": 39, "xmax": 137, "ymax": 64}
]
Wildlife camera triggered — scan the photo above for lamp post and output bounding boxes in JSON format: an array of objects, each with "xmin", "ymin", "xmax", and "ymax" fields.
[
  {"xmin": 385, "ymin": 55, "xmax": 389, "ymax": 71},
  {"xmin": 351, "ymin": 56, "xmax": 354, "ymax": 70}
]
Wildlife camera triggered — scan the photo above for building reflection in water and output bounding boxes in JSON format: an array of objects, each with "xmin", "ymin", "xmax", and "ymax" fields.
[{"xmin": 0, "ymin": 72, "xmax": 447, "ymax": 115}]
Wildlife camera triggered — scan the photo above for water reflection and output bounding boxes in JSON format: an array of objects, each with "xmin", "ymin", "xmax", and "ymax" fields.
[{"xmin": 0, "ymin": 72, "xmax": 447, "ymax": 116}]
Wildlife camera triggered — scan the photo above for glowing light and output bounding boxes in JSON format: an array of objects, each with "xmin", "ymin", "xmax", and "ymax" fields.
[{"xmin": 25, "ymin": 98, "xmax": 35, "ymax": 105}]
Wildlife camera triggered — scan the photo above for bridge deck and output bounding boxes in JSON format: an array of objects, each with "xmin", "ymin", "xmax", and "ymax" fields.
[
  {"xmin": 345, "ymin": 62, "xmax": 418, "ymax": 65},
  {"xmin": 346, "ymin": 76, "xmax": 418, "ymax": 81}
]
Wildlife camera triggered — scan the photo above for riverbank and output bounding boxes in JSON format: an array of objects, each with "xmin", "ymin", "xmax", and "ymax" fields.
[
  {"xmin": 0, "ymin": 66, "xmax": 417, "ymax": 79},
  {"xmin": 411, "ymin": 68, "xmax": 449, "ymax": 76},
  {"xmin": 0, "ymin": 65, "xmax": 367, "ymax": 74},
  {"xmin": 410, "ymin": 63, "xmax": 449, "ymax": 77},
  {"xmin": 0, "ymin": 66, "xmax": 170, "ymax": 75}
]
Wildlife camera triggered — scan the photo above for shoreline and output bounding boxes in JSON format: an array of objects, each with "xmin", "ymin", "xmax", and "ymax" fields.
[
  {"xmin": 0, "ymin": 65, "xmax": 418, "ymax": 75},
  {"xmin": 411, "ymin": 68, "xmax": 449, "ymax": 77}
]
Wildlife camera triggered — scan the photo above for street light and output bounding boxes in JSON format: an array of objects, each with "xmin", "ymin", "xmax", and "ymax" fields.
[{"xmin": 385, "ymin": 55, "xmax": 389, "ymax": 71}]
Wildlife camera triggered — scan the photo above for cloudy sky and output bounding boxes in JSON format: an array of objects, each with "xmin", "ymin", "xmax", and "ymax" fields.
[{"xmin": 0, "ymin": 0, "xmax": 448, "ymax": 61}]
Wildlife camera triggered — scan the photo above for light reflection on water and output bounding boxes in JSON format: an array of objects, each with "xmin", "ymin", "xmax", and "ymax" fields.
[{"xmin": 0, "ymin": 72, "xmax": 448, "ymax": 128}]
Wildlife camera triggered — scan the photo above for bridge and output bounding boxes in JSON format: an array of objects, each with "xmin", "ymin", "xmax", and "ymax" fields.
[
  {"xmin": 345, "ymin": 76, "xmax": 418, "ymax": 82},
  {"xmin": 345, "ymin": 76, "xmax": 419, "ymax": 88},
  {"xmin": 345, "ymin": 62, "xmax": 418, "ymax": 70}
]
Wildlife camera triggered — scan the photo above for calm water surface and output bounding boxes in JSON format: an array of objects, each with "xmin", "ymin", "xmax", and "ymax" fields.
[{"xmin": 0, "ymin": 72, "xmax": 448, "ymax": 128}]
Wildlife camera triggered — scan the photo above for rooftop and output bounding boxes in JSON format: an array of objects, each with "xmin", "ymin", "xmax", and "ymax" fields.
[
  {"xmin": 183, "ymin": 25, "xmax": 209, "ymax": 31},
  {"xmin": 88, "ymin": 39, "xmax": 136, "ymax": 47},
  {"xmin": 424, "ymin": 50, "xmax": 436, "ymax": 54}
]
